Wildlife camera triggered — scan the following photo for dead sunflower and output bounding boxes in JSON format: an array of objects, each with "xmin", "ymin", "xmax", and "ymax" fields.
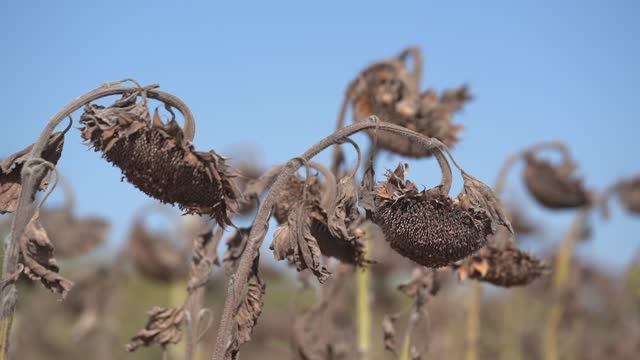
[
  {"xmin": 370, "ymin": 163, "xmax": 494, "ymax": 268},
  {"xmin": 126, "ymin": 207, "xmax": 188, "ymax": 283},
  {"xmin": 341, "ymin": 47, "xmax": 471, "ymax": 157},
  {"xmin": 38, "ymin": 179, "xmax": 109, "ymax": 258},
  {"xmin": 454, "ymin": 228, "xmax": 548, "ymax": 287},
  {"xmin": 523, "ymin": 153, "xmax": 591, "ymax": 209},
  {"xmin": 79, "ymin": 88, "xmax": 239, "ymax": 226},
  {"xmin": 614, "ymin": 177, "xmax": 640, "ymax": 215}
]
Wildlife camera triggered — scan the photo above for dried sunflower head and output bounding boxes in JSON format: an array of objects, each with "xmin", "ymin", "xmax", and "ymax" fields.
[
  {"xmin": 80, "ymin": 89, "xmax": 240, "ymax": 226},
  {"xmin": 127, "ymin": 214, "xmax": 188, "ymax": 283},
  {"xmin": 615, "ymin": 177, "xmax": 640, "ymax": 215},
  {"xmin": 454, "ymin": 229, "xmax": 548, "ymax": 287},
  {"xmin": 346, "ymin": 47, "xmax": 471, "ymax": 158},
  {"xmin": 273, "ymin": 173, "xmax": 323, "ymax": 224},
  {"xmin": 370, "ymin": 163, "xmax": 493, "ymax": 268},
  {"xmin": 523, "ymin": 154, "xmax": 591, "ymax": 209}
]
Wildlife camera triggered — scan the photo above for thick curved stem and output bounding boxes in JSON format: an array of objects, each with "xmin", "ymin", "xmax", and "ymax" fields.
[
  {"xmin": 494, "ymin": 141, "xmax": 571, "ymax": 195},
  {"xmin": 211, "ymin": 118, "xmax": 457, "ymax": 359},
  {"xmin": 330, "ymin": 93, "xmax": 352, "ymax": 175},
  {"xmin": 398, "ymin": 47, "xmax": 423, "ymax": 93}
]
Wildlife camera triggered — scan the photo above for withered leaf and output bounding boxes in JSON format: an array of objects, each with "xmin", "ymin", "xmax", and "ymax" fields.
[
  {"xmin": 382, "ymin": 315, "xmax": 398, "ymax": 355},
  {"xmin": 327, "ymin": 176, "xmax": 359, "ymax": 241},
  {"xmin": 223, "ymin": 227, "xmax": 251, "ymax": 273},
  {"xmin": 20, "ymin": 215, "xmax": 73, "ymax": 298},
  {"xmin": 0, "ymin": 129, "xmax": 68, "ymax": 214},
  {"xmin": 187, "ymin": 225, "xmax": 218, "ymax": 292},
  {"xmin": 271, "ymin": 201, "xmax": 330, "ymax": 283},
  {"xmin": 397, "ymin": 267, "xmax": 439, "ymax": 301},
  {"xmin": 459, "ymin": 171, "xmax": 514, "ymax": 234},
  {"xmin": 127, "ymin": 306, "xmax": 186, "ymax": 352},
  {"xmin": 226, "ymin": 255, "xmax": 265, "ymax": 359},
  {"xmin": 359, "ymin": 161, "xmax": 376, "ymax": 212}
]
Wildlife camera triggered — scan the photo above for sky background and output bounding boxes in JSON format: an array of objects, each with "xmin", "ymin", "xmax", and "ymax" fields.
[{"xmin": 1, "ymin": 1, "xmax": 638, "ymax": 271}]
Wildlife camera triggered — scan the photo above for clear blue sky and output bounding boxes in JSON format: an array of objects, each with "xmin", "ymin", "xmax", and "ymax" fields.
[{"xmin": 1, "ymin": 1, "xmax": 638, "ymax": 271}]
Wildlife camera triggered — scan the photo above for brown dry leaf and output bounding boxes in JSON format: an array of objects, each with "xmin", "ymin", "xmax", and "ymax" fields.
[
  {"xmin": 187, "ymin": 225, "xmax": 217, "ymax": 292},
  {"xmin": 459, "ymin": 171, "xmax": 514, "ymax": 234},
  {"xmin": 382, "ymin": 315, "xmax": 398, "ymax": 355},
  {"xmin": 126, "ymin": 306, "xmax": 186, "ymax": 352},
  {"xmin": 271, "ymin": 201, "xmax": 331, "ymax": 283},
  {"xmin": 359, "ymin": 161, "xmax": 376, "ymax": 212},
  {"xmin": 327, "ymin": 176, "xmax": 359, "ymax": 241},
  {"xmin": 397, "ymin": 267, "xmax": 439, "ymax": 300},
  {"xmin": 223, "ymin": 227, "xmax": 251, "ymax": 273},
  {"xmin": 20, "ymin": 215, "xmax": 73, "ymax": 298},
  {"xmin": 0, "ymin": 129, "xmax": 68, "ymax": 214},
  {"xmin": 225, "ymin": 255, "xmax": 265, "ymax": 360},
  {"xmin": 80, "ymin": 91, "xmax": 240, "ymax": 226}
]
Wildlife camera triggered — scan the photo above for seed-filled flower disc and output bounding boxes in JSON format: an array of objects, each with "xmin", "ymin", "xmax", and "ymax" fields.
[
  {"xmin": 80, "ymin": 90, "xmax": 239, "ymax": 226},
  {"xmin": 346, "ymin": 48, "xmax": 471, "ymax": 158},
  {"xmin": 371, "ymin": 163, "xmax": 492, "ymax": 268},
  {"xmin": 523, "ymin": 154, "xmax": 590, "ymax": 209}
]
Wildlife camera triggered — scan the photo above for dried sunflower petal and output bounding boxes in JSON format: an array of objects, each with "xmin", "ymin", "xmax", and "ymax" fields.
[
  {"xmin": 372, "ymin": 163, "xmax": 492, "ymax": 268},
  {"xmin": 0, "ymin": 130, "xmax": 67, "ymax": 214},
  {"xmin": 80, "ymin": 91, "xmax": 240, "ymax": 226},
  {"xmin": 523, "ymin": 154, "xmax": 591, "ymax": 209},
  {"xmin": 127, "ymin": 306, "xmax": 186, "ymax": 352},
  {"xmin": 20, "ymin": 215, "xmax": 73, "ymax": 298}
]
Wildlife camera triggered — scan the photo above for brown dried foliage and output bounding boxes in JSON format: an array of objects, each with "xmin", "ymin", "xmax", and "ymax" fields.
[
  {"xmin": 80, "ymin": 91, "xmax": 240, "ymax": 226},
  {"xmin": 523, "ymin": 154, "xmax": 591, "ymax": 209},
  {"xmin": 345, "ymin": 47, "xmax": 471, "ymax": 157},
  {"xmin": 0, "ymin": 129, "xmax": 67, "ymax": 214},
  {"xmin": 20, "ymin": 215, "xmax": 73, "ymax": 298},
  {"xmin": 371, "ymin": 163, "xmax": 493, "ymax": 267},
  {"xmin": 225, "ymin": 256, "xmax": 265, "ymax": 360},
  {"xmin": 126, "ymin": 306, "xmax": 186, "ymax": 352},
  {"xmin": 39, "ymin": 207, "xmax": 109, "ymax": 258}
]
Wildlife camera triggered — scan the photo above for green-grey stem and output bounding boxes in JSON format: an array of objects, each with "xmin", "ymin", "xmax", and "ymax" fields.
[{"xmin": 211, "ymin": 117, "xmax": 456, "ymax": 360}]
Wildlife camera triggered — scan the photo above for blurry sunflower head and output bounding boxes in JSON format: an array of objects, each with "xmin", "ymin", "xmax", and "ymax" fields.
[
  {"xmin": 615, "ymin": 177, "xmax": 640, "ymax": 215},
  {"xmin": 79, "ymin": 89, "xmax": 240, "ymax": 226},
  {"xmin": 522, "ymin": 153, "xmax": 591, "ymax": 209},
  {"xmin": 454, "ymin": 240, "xmax": 548, "ymax": 287},
  {"xmin": 346, "ymin": 47, "xmax": 471, "ymax": 158},
  {"xmin": 370, "ymin": 163, "xmax": 493, "ymax": 268},
  {"xmin": 127, "ymin": 217, "xmax": 188, "ymax": 283}
]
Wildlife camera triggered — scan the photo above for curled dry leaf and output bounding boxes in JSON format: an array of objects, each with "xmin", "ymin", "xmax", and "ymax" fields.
[
  {"xmin": 371, "ymin": 163, "xmax": 493, "ymax": 267},
  {"xmin": 458, "ymin": 171, "xmax": 514, "ymax": 234},
  {"xmin": 523, "ymin": 154, "xmax": 591, "ymax": 209},
  {"xmin": 0, "ymin": 128, "xmax": 68, "ymax": 214},
  {"xmin": 345, "ymin": 47, "xmax": 471, "ymax": 157},
  {"xmin": 271, "ymin": 201, "xmax": 331, "ymax": 283},
  {"xmin": 273, "ymin": 174, "xmax": 322, "ymax": 224},
  {"xmin": 20, "ymin": 215, "xmax": 73, "ymax": 298},
  {"xmin": 382, "ymin": 315, "xmax": 398, "ymax": 355},
  {"xmin": 223, "ymin": 227, "xmax": 251, "ymax": 273},
  {"xmin": 327, "ymin": 176, "xmax": 359, "ymax": 241},
  {"xmin": 188, "ymin": 225, "xmax": 217, "ymax": 292},
  {"xmin": 127, "ymin": 220, "xmax": 188, "ymax": 283},
  {"xmin": 126, "ymin": 306, "xmax": 186, "ymax": 352},
  {"xmin": 454, "ymin": 238, "xmax": 548, "ymax": 287},
  {"xmin": 80, "ymin": 90, "xmax": 240, "ymax": 226},
  {"xmin": 225, "ymin": 255, "xmax": 265, "ymax": 359},
  {"xmin": 397, "ymin": 267, "xmax": 440, "ymax": 300}
]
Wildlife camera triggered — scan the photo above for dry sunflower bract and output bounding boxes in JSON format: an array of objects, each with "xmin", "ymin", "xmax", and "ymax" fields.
[
  {"xmin": 80, "ymin": 90, "xmax": 240, "ymax": 226},
  {"xmin": 371, "ymin": 163, "xmax": 493, "ymax": 268}
]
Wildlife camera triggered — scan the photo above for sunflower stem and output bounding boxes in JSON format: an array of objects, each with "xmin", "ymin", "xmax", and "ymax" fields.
[
  {"xmin": 543, "ymin": 208, "xmax": 590, "ymax": 360},
  {"xmin": 356, "ymin": 242, "xmax": 371, "ymax": 359},
  {"xmin": 465, "ymin": 281, "xmax": 481, "ymax": 360}
]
